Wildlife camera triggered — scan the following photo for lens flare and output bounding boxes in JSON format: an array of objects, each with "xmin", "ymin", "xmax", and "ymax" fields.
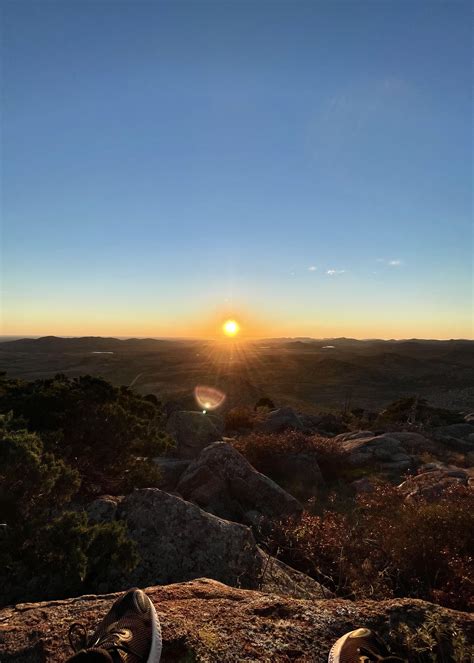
[
  {"xmin": 194, "ymin": 385, "xmax": 226, "ymax": 411},
  {"xmin": 223, "ymin": 319, "xmax": 240, "ymax": 337}
]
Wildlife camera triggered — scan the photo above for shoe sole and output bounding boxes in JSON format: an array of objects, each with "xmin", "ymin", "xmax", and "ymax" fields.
[
  {"xmin": 144, "ymin": 593, "xmax": 162, "ymax": 663},
  {"xmin": 328, "ymin": 629, "xmax": 358, "ymax": 663}
]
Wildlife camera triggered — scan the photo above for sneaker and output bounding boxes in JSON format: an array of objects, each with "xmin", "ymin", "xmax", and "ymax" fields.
[
  {"xmin": 328, "ymin": 627, "xmax": 406, "ymax": 662},
  {"xmin": 68, "ymin": 588, "xmax": 162, "ymax": 663}
]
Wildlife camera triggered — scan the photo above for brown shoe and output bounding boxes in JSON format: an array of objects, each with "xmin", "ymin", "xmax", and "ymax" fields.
[
  {"xmin": 328, "ymin": 628, "xmax": 406, "ymax": 662},
  {"xmin": 68, "ymin": 588, "xmax": 162, "ymax": 663}
]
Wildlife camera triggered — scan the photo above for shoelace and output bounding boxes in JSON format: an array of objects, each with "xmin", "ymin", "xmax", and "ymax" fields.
[
  {"xmin": 68, "ymin": 622, "xmax": 141, "ymax": 660},
  {"xmin": 69, "ymin": 623, "xmax": 88, "ymax": 651}
]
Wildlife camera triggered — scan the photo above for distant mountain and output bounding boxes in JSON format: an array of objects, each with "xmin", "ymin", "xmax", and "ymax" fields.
[{"xmin": 0, "ymin": 335, "xmax": 168, "ymax": 353}]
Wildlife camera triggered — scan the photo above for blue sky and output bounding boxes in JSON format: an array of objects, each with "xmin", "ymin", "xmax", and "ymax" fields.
[{"xmin": 2, "ymin": 0, "xmax": 472, "ymax": 338}]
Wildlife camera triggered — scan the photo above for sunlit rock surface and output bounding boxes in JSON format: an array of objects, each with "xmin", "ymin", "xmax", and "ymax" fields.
[{"xmin": 1, "ymin": 579, "xmax": 472, "ymax": 662}]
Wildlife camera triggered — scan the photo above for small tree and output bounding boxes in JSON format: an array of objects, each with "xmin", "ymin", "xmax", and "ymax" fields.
[
  {"xmin": 0, "ymin": 418, "xmax": 80, "ymax": 522},
  {"xmin": 0, "ymin": 414, "xmax": 138, "ymax": 606}
]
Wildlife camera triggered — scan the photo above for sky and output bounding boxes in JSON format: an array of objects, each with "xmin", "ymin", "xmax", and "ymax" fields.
[{"xmin": 1, "ymin": 0, "xmax": 472, "ymax": 339}]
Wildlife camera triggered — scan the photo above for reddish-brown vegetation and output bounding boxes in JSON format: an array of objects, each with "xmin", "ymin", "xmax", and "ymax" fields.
[
  {"xmin": 225, "ymin": 406, "xmax": 261, "ymax": 431},
  {"xmin": 267, "ymin": 484, "xmax": 473, "ymax": 612},
  {"xmin": 234, "ymin": 430, "xmax": 347, "ymax": 482}
]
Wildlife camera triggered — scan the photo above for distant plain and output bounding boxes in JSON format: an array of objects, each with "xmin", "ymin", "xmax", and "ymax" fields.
[{"xmin": 1, "ymin": 336, "xmax": 473, "ymax": 413}]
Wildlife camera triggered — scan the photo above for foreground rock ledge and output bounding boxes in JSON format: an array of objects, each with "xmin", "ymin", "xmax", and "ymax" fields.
[{"xmin": 1, "ymin": 579, "xmax": 472, "ymax": 662}]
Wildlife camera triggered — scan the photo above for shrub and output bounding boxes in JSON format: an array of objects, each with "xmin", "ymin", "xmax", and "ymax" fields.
[
  {"xmin": 1, "ymin": 510, "xmax": 138, "ymax": 605},
  {"xmin": 234, "ymin": 431, "xmax": 347, "ymax": 484},
  {"xmin": 254, "ymin": 397, "xmax": 275, "ymax": 411},
  {"xmin": 120, "ymin": 457, "xmax": 163, "ymax": 493},
  {"xmin": 390, "ymin": 612, "xmax": 474, "ymax": 662},
  {"xmin": 268, "ymin": 484, "xmax": 473, "ymax": 611},
  {"xmin": 225, "ymin": 406, "xmax": 259, "ymax": 432},
  {"xmin": 0, "ymin": 396, "xmax": 142, "ymax": 607},
  {"xmin": 305, "ymin": 435, "xmax": 349, "ymax": 482},
  {"xmin": 0, "ymin": 419, "xmax": 80, "ymax": 522},
  {"xmin": 0, "ymin": 374, "xmax": 171, "ymax": 496}
]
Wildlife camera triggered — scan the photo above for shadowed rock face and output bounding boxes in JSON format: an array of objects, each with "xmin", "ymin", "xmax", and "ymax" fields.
[
  {"xmin": 152, "ymin": 457, "xmax": 190, "ymax": 491},
  {"xmin": 84, "ymin": 488, "xmax": 327, "ymax": 602},
  {"xmin": 432, "ymin": 423, "xmax": 474, "ymax": 452},
  {"xmin": 86, "ymin": 495, "xmax": 121, "ymax": 523},
  {"xmin": 261, "ymin": 450, "xmax": 324, "ymax": 501},
  {"xmin": 434, "ymin": 424, "xmax": 474, "ymax": 440},
  {"xmin": 117, "ymin": 488, "xmax": 261, "ymax": 589},
  {"xmin": 333, "ymin": 431, "xmax": 417, "ymax": 475},
  {"xmin": 176, "ymin": 441, "xmax": 303, "ymax": 522},
  {"xmin": 166, "ymin": 411, "xmax": 222, "ymax": 459},
  {"xmin": 259, "ymin": 406, "xmax": 305, "ymax": 433},
  {"xmin": 1, "ymin": 579, "xmax": 472, "ymax": 662}
]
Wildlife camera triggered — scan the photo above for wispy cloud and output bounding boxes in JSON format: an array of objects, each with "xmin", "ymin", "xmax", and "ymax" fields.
[
  {"xmin": 326, "ymin": 269, "xmax": 345, "ymax": 276},
  {"xmin": 376, "ymin": 258, "xmax": 403, "ymax": 267},
  {"xmin": 308, "ymin": 265, "xmax": 317, "ymax": 271}
]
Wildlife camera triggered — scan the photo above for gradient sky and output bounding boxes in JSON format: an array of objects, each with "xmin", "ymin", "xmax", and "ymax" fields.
[{"xmin": 2, "ymin": 0, "xmax": 472, "ymax": 339}]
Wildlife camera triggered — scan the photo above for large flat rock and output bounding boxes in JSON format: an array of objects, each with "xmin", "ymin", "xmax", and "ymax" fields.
[{"xmin": 1, "ymin": 579, "xmax": 472, "ymax": 662}]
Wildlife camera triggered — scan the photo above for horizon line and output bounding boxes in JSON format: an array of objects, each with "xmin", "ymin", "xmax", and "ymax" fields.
[{"xmin": 1, "ymin": 334, "xmax": 473, "ymax": 343}]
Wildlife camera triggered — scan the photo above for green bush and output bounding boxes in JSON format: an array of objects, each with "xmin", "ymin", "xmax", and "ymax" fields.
[
  {"xmin": 0, "ymin": 420, "xmax": 139, "ymax": 606},
  {"xmin": 0, "ymin": 374, "xmax": 172, "ymax": 496},
  {"xmin": 0, "ymin": 378, "xmax": 163, "ymax": 607},
  {"xmin": 0, "ymin": 419, "xmax": 80, "ymax": 522},
  {"xmin": 120, "ymin": 457, "xmax": 163, "ymax": 493},
  {"xmin": 1, "ymin": 510, "xmax": 138, "ymax": 605}
]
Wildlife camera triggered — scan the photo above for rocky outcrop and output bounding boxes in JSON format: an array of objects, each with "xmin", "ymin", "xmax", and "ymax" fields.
[
  {"xmin": 259, "ymin": 555, "xmax": 333, "ymax": 600},
  {"xmin": 86, "ymin": 495, "xmax": 121, "ymax": 523},
  {"xmin": 434, "ymin": 423, "xmax": 474, "ymax": 440},
  {"xmin": 176, "ymin": 441, "xmax": 302, "ymax": 522},
  {"xmin": 259, "ymin": 406, "xmax": 305, "ymax": 433},
  {"xmin": 87, "ymin": 488, "xmax": 324, "ymax": 601},
  {"xmin": 351, "ymin": 477, "xmax": 375, "ymax": 493},
  {"xmin": 166, "ymin": 411, "xmax": 222, "ymax": 459},
  {"xmin": 432, "ymin": 423, "xmax": 474, "ymax": 452},
  {"xmin": 269, "ymin": 451, "xmax": 324, "ymax": 498},
  {"xmin": 152, "ymin": 457, "xmax": 190, "ymax": 491},
  {"xmin": 300, "ymin": 412, "xmax": 348, "ymax": 435},
  {"xmin": 117, "ymin": 488, "xmax": 261, "ymax": 589},
  {"xmin": 1, "ymin": 578, "xmax": 472, "ymax": 662},
  {"xmin": 398, "ymin": 467, "xmax": 473, "ymax": 501},
  {"xmin": 334, "ymin": 431, "xmax": 419, "ymax": 475},
  {"xmin": 384, "ymin": 431, "xmax": 437, "ymax": 453}
]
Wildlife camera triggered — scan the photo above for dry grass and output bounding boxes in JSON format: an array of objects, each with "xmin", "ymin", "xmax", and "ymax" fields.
[{"xmin": 267, "ymin": 484, "xmax": 474, "ymax": 612}]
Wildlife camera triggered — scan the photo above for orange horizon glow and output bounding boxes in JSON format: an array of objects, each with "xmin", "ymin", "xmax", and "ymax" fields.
[
  {"xmin": 2, "ymin": 306, "xmax": 473, "ymax": 341},
  {"xmin": 2, "ymin": 328, "xmax": 472, "ymax": 342}
]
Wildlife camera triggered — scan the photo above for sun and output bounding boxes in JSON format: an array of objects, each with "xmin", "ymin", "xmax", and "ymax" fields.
[{"xmin": 222, "ymin": 319, "xmax": 240, "ymax": 337}]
